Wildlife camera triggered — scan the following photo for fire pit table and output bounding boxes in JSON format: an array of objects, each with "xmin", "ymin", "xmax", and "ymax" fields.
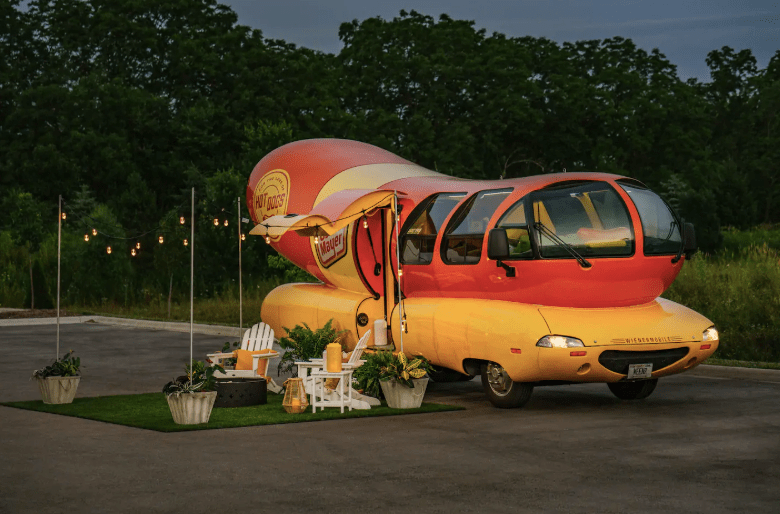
[{"xmin": 214, "ymin": 378, "xmax": 267, "ymax": 408}]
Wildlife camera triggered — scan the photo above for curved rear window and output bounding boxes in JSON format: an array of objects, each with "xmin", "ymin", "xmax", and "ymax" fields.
[{"xmin": 617, "ymin": 180, "xmax": 681, "ymax": 255}]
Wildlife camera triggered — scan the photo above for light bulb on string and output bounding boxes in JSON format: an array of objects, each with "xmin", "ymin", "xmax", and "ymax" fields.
[
  {"xmin": 179, "ymin": 216, "xmax": 185, "ymax": 224},
  {"xmin": 106, "ymin": 246, "xmax": 112, "ymax": 254},
  {"xmin": 363, "ymin": 216, "xmax": 368, "ymax": 229},
  {"xmin": 183, "ymin": 239, "xmax": 188, "ymax": 246},
  {"xmin": 92, "ymin": 228, "xmax": 97, "ymax": 236},
  {"xmin": 265, "ymin": 236, "xmax": 270, "ymax": 244},
  {"xmin": 223, "ymin": 219, "xmax": 228, "ymax": 227},
  {"xmin": 136, "ymin": 242, "xmax": 140, "ymax": 249},
  {"xmin": 158, "ymin": 235, "xmax": 164, "ymax": 244},
  {"xmin": 241, "ymin": 233, "xmax": 246, "ymax": 241},
  {"xmin": 61, "ymin": 212, "xmax": 67, "ymax": 220},
  {"xmin": 314, "ymin": 235, "xmax": 319, "ymax": 245},
  {"xmin": 84, "ymin": 234, "xmax": 89, "ymax": 242},
  {"xmin": 398, "ymin": 267, "xmax": 403, "ymax": 277},
  {"xmin": 213, "ymin": 218, "xmax": 219, "ymax": 226},
  {"xmin": 131, "ymin": 248, "xmax": 136, "ymax": 256}
]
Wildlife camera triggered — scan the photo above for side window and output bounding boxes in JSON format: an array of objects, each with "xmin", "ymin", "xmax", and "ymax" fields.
[
  {"xmin": 401, "ymin": 192, "xmax": 466, "ymax": 264},
  {"xmin": 531, "ymin": 181, "xmax": 634, "ymax": 259},
  {"xmin": 495, "ymin": 198, "xmax": 533, "ymax": 259},
  {"xmin": 442, "ymin": 188, "xmax": 513, "ymax": 264}
]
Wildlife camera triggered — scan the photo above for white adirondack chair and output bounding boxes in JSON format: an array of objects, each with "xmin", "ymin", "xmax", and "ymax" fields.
[
  {"xmin": 207, "ymin": 322, "xmax": 282, "ymax": 393},
  {"xmin": 295, "ymin": 329, "xmax": 379, "ymax": 409}
]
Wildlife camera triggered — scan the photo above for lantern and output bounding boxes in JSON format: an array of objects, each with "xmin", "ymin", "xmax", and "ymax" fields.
[{"xmin": 282, "ymin": 378, "xmax": 309, "ymax": 414}]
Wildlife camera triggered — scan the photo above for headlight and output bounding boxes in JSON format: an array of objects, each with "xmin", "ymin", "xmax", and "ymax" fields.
[
  {"xmin": 536, "ymin": 335, "xmax": 585, "ymax": 348},
  {"xmin": 702, "ymin": 327, "xmax": 719, "ymax": 341}
]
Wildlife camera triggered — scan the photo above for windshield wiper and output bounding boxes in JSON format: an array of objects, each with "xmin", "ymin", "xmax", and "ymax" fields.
[{"xmin": 533, "ymin": 222, "xmax": 592, "ymax": 268}]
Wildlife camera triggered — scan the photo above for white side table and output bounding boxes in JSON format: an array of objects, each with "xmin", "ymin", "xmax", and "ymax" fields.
[{"xmin": 310, "ymin": 369, "xmax": 354, "ymax": 413}]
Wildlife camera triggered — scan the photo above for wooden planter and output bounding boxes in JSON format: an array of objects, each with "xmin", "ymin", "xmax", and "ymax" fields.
[
  {"xmin": 166, "ymin": 391, "xmax": 217, "ymax": 425},
  {"xmin": 36, "ymin": 376, "xmax": 80, "ymax": 404},
  {"xmin": 380, "ymin": 378, "xmax": 429, "ymax": 409}
]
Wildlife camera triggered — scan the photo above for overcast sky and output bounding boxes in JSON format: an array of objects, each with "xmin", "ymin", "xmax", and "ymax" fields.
[{"xmin": 224, "ymin": 0, "xmax": 780, "ymax": 83}]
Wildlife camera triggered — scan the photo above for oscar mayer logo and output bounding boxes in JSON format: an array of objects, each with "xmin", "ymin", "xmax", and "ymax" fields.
[
  {"xmin": 316, "ymin": 226, "xmax": 348, "ymax": 268},
  {"xmin": 253, "ymin": 169, "xmax": 290, "ymax": 240}
]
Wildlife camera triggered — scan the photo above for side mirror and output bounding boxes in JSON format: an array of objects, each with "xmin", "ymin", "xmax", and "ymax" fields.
[
  {"xmin": 487, "ymin": 228, "xmax": 510, "ymax": 260},
  {"xmin": 487, "ymin": 228, "xmax": 515, "ymax": 278},
  {"xmin": 683, "ymin": 222, "xmax": 697, "ymax": 258}
]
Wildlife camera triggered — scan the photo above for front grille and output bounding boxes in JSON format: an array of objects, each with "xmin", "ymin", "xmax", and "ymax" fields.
[{"xmin": 598, "ymin": 348, "xmax": 689, "ymax": 375}]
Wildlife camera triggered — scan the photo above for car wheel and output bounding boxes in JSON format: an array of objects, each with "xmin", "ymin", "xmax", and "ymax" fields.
[
  {"xmin": 480, "ymin": 361, "xmax": 533, "ymax": 409},
  {"xmin": 607, "ymin": 379, "xmax": 658, "ymax": 400}
]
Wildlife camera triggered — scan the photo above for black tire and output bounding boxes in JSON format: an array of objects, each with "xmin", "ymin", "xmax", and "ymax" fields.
[
  {"xmin": 480, "ymin": 362, "xmax": 533, "ymax": 409},
  {"xmin": 429, "ymin": 367, "xmax": 475, "ymax": 383},
  {"xmin": 607, "ymin": 379, "xmax": 658, "ymax": 400}
]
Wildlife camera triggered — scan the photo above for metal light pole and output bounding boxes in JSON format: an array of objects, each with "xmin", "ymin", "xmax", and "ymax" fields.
[
  {"xmin": 189, "ymin": 187, "xmax": 195, "ymax": 385},
  {"xmin": 395, "ymin": 191, "xmax": 403, "ymax": 353},
  {"xmin": 56, "ymin": 195, "xmax": 62, "ymax": 359},
  {"xmin": 237, "ymin": 196, "xmax": 243, "ymax": 339}
]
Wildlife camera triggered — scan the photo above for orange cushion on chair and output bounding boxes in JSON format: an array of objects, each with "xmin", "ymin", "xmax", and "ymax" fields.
[{"xmin": 235, "ymin": 349, "xmax": 275, "ymax": 376}]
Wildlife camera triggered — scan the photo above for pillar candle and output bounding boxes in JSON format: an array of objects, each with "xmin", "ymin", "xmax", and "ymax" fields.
[{"xmin": 326, "ymin": 342, "xmax": 343, "ymax": 372}]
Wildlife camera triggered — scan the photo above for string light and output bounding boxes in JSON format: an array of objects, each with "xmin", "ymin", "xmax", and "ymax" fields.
[
  {"xmin": 61, "ymin": 212, "xmax": 67, "ymax": 220},
  {"xmin": 314, "ymin": 235, "xmax": 319, "ymax": 245},
  {"xmin": 398, "ymin": 267, "xmax": 403, "ymax": 277},
  {"xmin": 223, "ymin": 219, "xmax": 229, "ymax": 227},
  {"xmin": 183, "ymin": 239, "xmax": 188, "ymax": 246},
  {"xmin": 213, "ymin": 218, "xmax": 219, "ymax": 226},
  {"xmin": 363, "ymin": 216, "xmax": 368, "ymax": 229},
  {"xmin": 92, "ymin": 228, "xmax": 97, "ymax": 236},
  {"xmin": 158, "ymin": 235, "xmax": 164, "ymax": 244},
  {"xmin": 84, "ymin": 234, "xmax": 89, "ymax": 242},
  {"xmin": 179, "ymin": 216, "xmax": 185, "ymax": 224},
  {"xmin": 131, "ymin": 248, "xmax": 136, "ymax": 256},
  {"xmin": 106, "ymin": 246, "xmax": 112, "ymax": 254},
  {"xmin": 136, "ymin": 242, "xmax": 141, "ymax": 249},
  {"xmin": 241, "ymin": 233, "xmax": 246, "ymax": 241},
  {"xmin": 265, "ymin": 236, "xmax": 270, "ymax": 244}
]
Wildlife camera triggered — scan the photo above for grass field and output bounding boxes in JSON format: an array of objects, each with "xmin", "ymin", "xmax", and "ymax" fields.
[{"xmin": 0, "ymin": 392, "xmax": 463, "ymax": 432}]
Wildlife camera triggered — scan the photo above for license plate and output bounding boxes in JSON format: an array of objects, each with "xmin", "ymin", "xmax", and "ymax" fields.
[{"xmin": 627, "ymin": 363, "xmax": 653, "ymax": 380}]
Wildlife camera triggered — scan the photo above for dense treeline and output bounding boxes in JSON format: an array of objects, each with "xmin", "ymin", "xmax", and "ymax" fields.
[{"xmin": 1, "ymin": 0, "xmax": 779, "ymax": 309}]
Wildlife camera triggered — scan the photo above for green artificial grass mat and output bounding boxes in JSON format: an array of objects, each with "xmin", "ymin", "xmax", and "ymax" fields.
[{"xmin": 1, "ymin": 393, "xmax": 463, "ymax": 432}]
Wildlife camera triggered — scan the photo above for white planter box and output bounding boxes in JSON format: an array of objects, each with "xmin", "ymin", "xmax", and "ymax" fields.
[
  {"xmin": 36, "ymin": 376, "xmax": 80, "ymax": 404},
  {"xmin": 166, "ymin": 391, "xmax": 217, "ymax": 425},
  {"xmin": 380, "ymin": 378, "xmax": 429, "ymax": 409}
]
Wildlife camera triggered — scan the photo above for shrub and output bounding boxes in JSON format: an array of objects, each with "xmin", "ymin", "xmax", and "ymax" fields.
[{"xmin": 276, "ymin": 319, "xmax": 347, "ymax": 377}]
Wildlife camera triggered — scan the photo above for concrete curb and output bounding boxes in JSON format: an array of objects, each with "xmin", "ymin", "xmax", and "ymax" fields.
[{"xmin": 0, "ymin": 314, "xmax": 244, "ymax": 337}]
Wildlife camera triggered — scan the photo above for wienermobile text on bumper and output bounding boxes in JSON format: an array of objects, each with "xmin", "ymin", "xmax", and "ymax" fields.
[{"xmin": 247, "ymin": 139, "xmax": 717, "ymax": 408}]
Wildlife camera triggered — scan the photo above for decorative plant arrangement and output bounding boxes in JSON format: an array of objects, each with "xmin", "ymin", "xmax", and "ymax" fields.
[
  {"xmin": 353, "ymin": 350, "xmax": 396, "ymax": 399},
  {"xmin": 32, "ymin": 350, "xmax": 81, "ymax": 404},
  {"xmin": 378, "ymin": 353, "xmax": 435, "ymax": 409},
  {"xmin": 277, "ymin": 319, "xmax": 347, "ymax": 377},
  {"xmin": 214, "ymin": 341, "xmax": 239, "ymax": 369},
  {"xmin": 162, "ymin": 360, "xmax": 221, "ymax": 424}
]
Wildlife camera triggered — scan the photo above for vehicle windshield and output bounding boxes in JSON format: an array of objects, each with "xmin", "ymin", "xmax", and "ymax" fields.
[
  {"xmin": 617, "ymin": 180, "xmax": 681, "ymax": 255},
  {"xmin": 531, "ymin": 181, "xmax": 634, "ymax": 258}
]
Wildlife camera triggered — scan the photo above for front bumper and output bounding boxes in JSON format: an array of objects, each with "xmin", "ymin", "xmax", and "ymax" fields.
[{"xmin": 510, "ymin": 339, "xmax": 719, "ymax": 383}]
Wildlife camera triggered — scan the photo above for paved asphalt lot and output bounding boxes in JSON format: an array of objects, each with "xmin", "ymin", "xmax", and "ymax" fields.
[{"xmin": 1, "ymin": 321, "xmax": 779, "ymax": 514}]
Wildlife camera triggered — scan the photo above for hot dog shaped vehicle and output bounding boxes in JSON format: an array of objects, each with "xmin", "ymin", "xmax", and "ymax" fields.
[{"xmin": 248, "ymin": 139, "xmax": 718, "ymax": 408}]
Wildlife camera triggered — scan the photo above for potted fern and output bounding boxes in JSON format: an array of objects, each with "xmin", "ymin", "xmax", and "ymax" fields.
[
  {"xmin": 163, "ymin": 360, "xmax": 220, "ymax": 425},
  {"xmin": 379, "ymin": 353, "xmax": 435, "ymax": 409},
  {"xmin": 32, "ymin": 350, "xmax": 81, "ymax": 404},
  {"xmin": 277, "ymin": 319, "xmax": 347, "ymax": 377}
]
